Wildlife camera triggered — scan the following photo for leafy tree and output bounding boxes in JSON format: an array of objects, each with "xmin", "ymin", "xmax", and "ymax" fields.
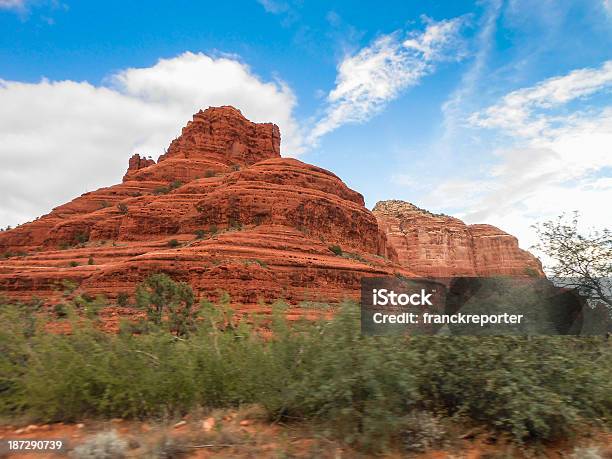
[
  {"xmin": 532, "ymin": 212, "xmax": 611, "ymax": 312},
  {"xmin": 135, "ymin": 273, "xmax": 196, "ymax": 336}
]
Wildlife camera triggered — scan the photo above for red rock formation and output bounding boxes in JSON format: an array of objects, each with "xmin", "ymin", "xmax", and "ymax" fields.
[
  {"xmin": 373, "ymin": 200, "xmax": 543, "ymax": 277},
  {"xmin": 0, "ymin": 107, "xmax": 406, "ymax": 313},
  {"xmin": 0, "ymin": 108, "xmax": 543, "ymax": 318},
  {"xmin": 123, "ymin": 154, "xmax": 156, "ymax": 182}
]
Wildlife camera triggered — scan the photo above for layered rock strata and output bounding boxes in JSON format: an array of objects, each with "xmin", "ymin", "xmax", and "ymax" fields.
[
  {"xmin": 0, "ymin": 107, "xmax": 405, "ymax": 314},
  {"xmin": 373, "ymin": 200, "xmax": 543, "ymax": 277}
]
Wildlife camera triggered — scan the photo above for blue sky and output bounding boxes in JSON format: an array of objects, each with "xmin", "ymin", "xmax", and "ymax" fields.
[{"xmin": 1, "ymin": 0, "xmax": 611, "ymax": 250}]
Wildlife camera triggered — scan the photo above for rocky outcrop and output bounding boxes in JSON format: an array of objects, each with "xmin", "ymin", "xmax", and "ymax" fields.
[
  {"xmin": 0, "ymin": 107, "xmax": 405, "ymax": 314},
  {"xmin": 373, "ymin": 200, "xmax": 543, "ymax": 277},
  {"xmin": 161, "ymin": 106, "xmax": 280, "ymax": 164},
  {"xmin": 123, "ymin": 154, "xmax": 156, "ymax": 182},
  {"xmin": 0, "ymin": 108, "xmax": 544, "ymax": 318}
]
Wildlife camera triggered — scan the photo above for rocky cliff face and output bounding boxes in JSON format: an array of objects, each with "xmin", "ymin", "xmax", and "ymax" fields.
[
  {"xmin": 373, "ymin": 200, "xmax": 543, "ymax": 277},
  {"xmin": 0, "ymin": 107, "xmax": 405, "ymax": 315},
  {"xmin": 0, "ymin": 107, "xmax": 543, "ymax": 318}
]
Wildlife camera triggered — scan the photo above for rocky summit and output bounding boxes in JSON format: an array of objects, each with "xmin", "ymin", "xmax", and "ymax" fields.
[{"xmin": 0, "ymin": 106, "xmax": 541, "ymax": 319}]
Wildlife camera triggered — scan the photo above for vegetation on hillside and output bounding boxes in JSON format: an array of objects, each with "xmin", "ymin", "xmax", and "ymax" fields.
[{"xmin": 0, "ymin": 275, "xmax": 610, "ymax": 453}]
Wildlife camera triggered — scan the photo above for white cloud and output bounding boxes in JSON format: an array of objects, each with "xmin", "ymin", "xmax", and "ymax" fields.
[
  {"xmin": 309, "ymin": 17, "xmax": 466, "ymax": 144},
  {"xmin": 469, "ymin": 60, "xmax": 612, "ymax": 137},
  {"xmin": 256, "ymin": 0, "xmax": 289, "ymax": 14},
  {"xmin": 0, "ymin": 0, "xmax": 25, "ymax": 10},
  {"xmin": 420, "ymin": 62, "xmax": 612, "ymax": 256},
  {"xmin": 0, "ymin": 52, "xmax": 303, "ymax": 228},
  {"xmin": 440, "ymin": 0, "xmax": 501, "ymax": 148}
]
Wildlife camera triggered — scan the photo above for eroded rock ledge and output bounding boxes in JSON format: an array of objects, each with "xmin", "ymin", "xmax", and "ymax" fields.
[
  {"xmin": 0, "ymin": 107, "xmax": 542, "ymax": 317},
  {"xmin": 373, "ymin": 200, "xmax": 543, "ymax": 277}
]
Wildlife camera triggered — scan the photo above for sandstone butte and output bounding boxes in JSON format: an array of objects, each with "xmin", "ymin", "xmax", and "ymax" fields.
[
  {"xmin": 372, "ymin": 200, "xmax": 543, "ymax": 278},
  {"xmin": 0, "ymin": 106, "xmax": 543, "ymax": 321}
]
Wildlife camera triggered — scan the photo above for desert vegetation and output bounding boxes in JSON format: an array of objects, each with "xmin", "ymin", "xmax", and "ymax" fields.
[
  {"xmin": 0, "ymin": 276, "xmax": 610, "ymax": 455},
  {"xmin": 153, "ymin": 180, "xmax": 183, "ymax": 195},
  {"xmin": 533, "ymin": 212, "xmax": 612, "ymax": 310}
]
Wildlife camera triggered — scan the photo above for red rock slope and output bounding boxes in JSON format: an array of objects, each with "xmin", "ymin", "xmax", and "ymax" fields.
[
  {"xmin": 0, "ymin": 107, "xmax": 406, "ymax": 312},
  {"xmin": 373, "ymin": 200, "xmax": 543, "ymax": 277}
]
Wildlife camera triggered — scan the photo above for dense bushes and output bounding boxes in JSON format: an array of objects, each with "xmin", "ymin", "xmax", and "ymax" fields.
[
  {"xmin": 134, "ymin": 273, "xmax": 195, "ymax": 336},
  {"xmin": 0, "ymin": 294, "xmax": 610, "ymax": 452}
]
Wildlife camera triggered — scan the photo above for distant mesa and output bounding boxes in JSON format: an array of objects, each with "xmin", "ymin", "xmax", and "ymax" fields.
[{"xmin": 0, "ymin": 106, "xmax": 542, "ymax": 321}]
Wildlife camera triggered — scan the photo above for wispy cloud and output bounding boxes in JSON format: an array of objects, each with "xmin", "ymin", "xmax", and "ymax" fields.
[
  {"xmin": 421, "ymin": 61, "xmax": 612, "ymax": 251},
  {"xmin": 0, "ymin": 0, "xmax": 26, "ymax": 10},
  {"xmin": 469, "ymin": 60, "xmax": 612, "ymax": 137},
  {"xmin": 440, "ymin": 0, "xmax": 501, "ymax": 147},
  {"xmin": 256, "ymin": 0, "xmax": 299, "ymax": 26},
  {"xmin": 256, "ymin": 0, "xmax": 289, "ymax": 14},
  {"xmin": 308, "ymin": 16, "xmax": 466, "ymax": 145}
]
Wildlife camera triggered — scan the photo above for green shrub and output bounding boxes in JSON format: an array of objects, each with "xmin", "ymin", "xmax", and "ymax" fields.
[
  {"xmin": 328, "ymin": 245, "xmax": 343, "ymax": 256},
  {"xmin": 0, "ymin": 298, "xmax": 609, "ymax": 451},
  {"xmin": 53, "ymin": 303, "xmax": 68, "ymax": 318},
  {"xmin": 59, "ymin": 279, "xmax": 78, "ymax": 294},
  {"xmin": 194, "ymin": 229, "xmax": 206, "ymax": 239},
  {"xmin": 342, "ymin": 251, "xmax": 366, "ymax": 262},
  {"xmin": 69, "ymin": 261, "xmax": 79, "ymax": 267},
  {"xmin": 74, "ymin": 232, "xmax": 89, "ymax": 244},
  {"xmin": 167, "ymin": 239, "xmax": 180, "ymax": 248},
  {"xmin": 87, "ymin": 256, "xmax": 94, "ymax": 265},
  {"xmin": 73, "ymin": 294, "xmax": 107, "ymax": 319},
  {"xmin": 116, "ymin": 203, "xmax": 128, "ymax": 215},
  {"xmin": 135, "ymin": 273, "xmax": 196, "ymax": 336},
  {"xmin": 153, "ymin": 181, "xmax": 183, "ymax": 195},
  {"xmin": 117, "ymin": 292, "xmax": 129, "ymax": 307},
  {"xmin": 228, "ymin": 218, "xmax": 242, "ymax": 230}
]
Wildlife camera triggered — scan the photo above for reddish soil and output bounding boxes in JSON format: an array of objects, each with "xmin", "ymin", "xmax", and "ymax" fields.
[{"xmin": 1, "ymin": 415, "xmax": 609, "ymax": 458}]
